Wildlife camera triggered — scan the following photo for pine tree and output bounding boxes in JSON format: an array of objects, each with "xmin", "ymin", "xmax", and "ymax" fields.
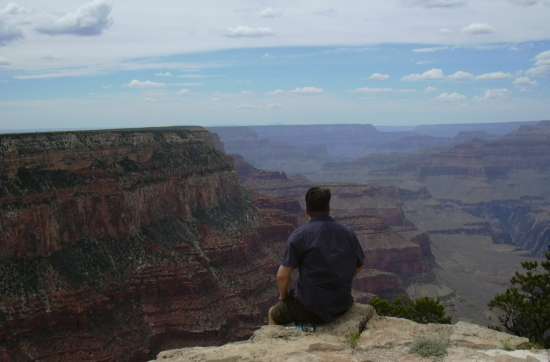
[{"xmin": 488, "ymin": 249, "xmax": 550, "ymax": 348}]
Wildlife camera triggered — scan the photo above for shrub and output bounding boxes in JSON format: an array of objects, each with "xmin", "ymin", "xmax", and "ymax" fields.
[
  {"xmin": 409, "ymin": 336, "xmax": 449, "ymax": 358},
  {"xmin": 370, "ymin": 296, "xmax": 452, "ymax": 324},
  {"xmin": 488, "ymin": 249, "xmax": 550, "ymax": 348}
]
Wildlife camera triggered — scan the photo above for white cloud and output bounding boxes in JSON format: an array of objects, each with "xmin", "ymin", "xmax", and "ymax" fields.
[
  {"xmin": 462, "ymin": 23, "xmax": 495, "ymax": 35},
  {"xmin": 413, "ymin": 46, "xmax": 448, "ymax": 53},
  {"xmin": 268, "ymin": 89, "xmax": 285, "ymax": 96},
  {"xmin": 290, "ymin": 86, "xmax": 324, "ymax": 94},
  {"xmin": 448, "ymin": 70, "xmax": 475, "ymax": 80},
  {"xmin": 3, "ymin": 1, "xmax": 550, "ymax": 73},
  {"xmin": 369, "ymin": 73, "xmax": 390, "ymax": 81},
  {"xmin": 177, "ymin": 88, "xmax": 190, "ymax": 95},
  {"xmin": 407, "ymin": 0, "xmax": 466, "ymax": 8},
  {"xmin": 526, "ymin": 50, "xmax": 550, "ymax": 77},
  {"xmin": 476, "ymin": 72, "xmax": 512, "ymax": 80},
  {"xmin": 313, "ymin": 8, "xmax": 338, "ymax": 16},
  {"xmin": 425, "ymin": 86, "xmax": 438, "ymax": 93},
  {"xmin": 14, "ymin": 70, "xmax": 95, "ymax": 79},
  {"xmin": 127, "ymin": 80, "xmax": 165, "ymax": 89},
  {"xmin": 513, "ymin": 76, "xmax": 537, "ymax": 90},
  {"xmin": 0, "ymin": 55, "xmax": 10, "ymax": 66},
  {"xmin": 354, "ymin": 87, "xmax": 416, "ymax": 94},
  {"xmin": 36, "ymin": 0, "xmax": 113, "ymax": 36},
  {"xmin": 402, "ymin": 68, "xmax": 445, "ymax": 81},
  {"xmin": 268, "ymin": 87, "xmax": 324, "ymax": 95},
  {"xmin": 436, "ymin": 92, "xmax": 466, "ymax": 102},
  {"xmin": 12, "ymin": 61, "xmax": 209, "ymax": 80},
  {"xmin": 155, "ymin": 72, "xmax": 173, "ymax": 77},
  {"xmin": 225, "ymin": 26, "xmax": 274, "ymax": 38},
  {"xmin": 1, "ymin": 3, "xmax": 26, "ymax": 16},
  {"xmin": 477, "ymin": 88, "xmax": 510, "ymax": 101},
  {"xmin": 0, "ymin": 3, "xmax": 25, "ymax": 45},
  {"xmin": 237, "ymin": 103, "xmax": 281, "ymax": 110},
  {"xmin": 509, "ymin": 0, "xmax": 541, "ymax": 6},
  {"xmin": 260, "ymin": 7, "xmax": 282, "ymax": 18},
  {"xmin": 181, "ymin": 82, "xmax": 202, "ymax": 87},
  {"xmin": 354, "ymin": 87, "xmax": 393, "ymax": 94}
]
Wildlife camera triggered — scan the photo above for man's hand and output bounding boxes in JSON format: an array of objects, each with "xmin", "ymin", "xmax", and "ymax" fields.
[
  {"xmin": 355, "ymin": 264, "xmax": 363, "ymax": 277},
  {"xmin": 276, "ymin": 265, "xmax": 293, "ymax": 301}
]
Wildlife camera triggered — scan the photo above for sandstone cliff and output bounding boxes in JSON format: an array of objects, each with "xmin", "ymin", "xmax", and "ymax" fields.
[
  {"xmin": 0, "ymin": 128, "xmax": 300, "ymax": 361},
  {"xmin": 155, "ymin": 303, "xmax": 549, "ymax": 362}
]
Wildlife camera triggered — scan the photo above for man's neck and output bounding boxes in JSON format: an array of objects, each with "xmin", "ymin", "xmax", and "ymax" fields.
[{"xmin": 308, "ymin": 212, "xmax": 331, "ymax": 220}]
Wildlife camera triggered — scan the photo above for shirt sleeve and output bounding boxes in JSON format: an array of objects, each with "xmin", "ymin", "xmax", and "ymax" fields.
[
  {"xmin": 352, "ymin": 232, "xmax": 365, "ymax": 267},
  {"xmin": 281, "ymin": 230, "xmax": 302, "ymax": 268}
]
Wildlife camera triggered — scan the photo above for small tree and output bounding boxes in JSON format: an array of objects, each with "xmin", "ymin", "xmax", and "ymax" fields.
[
  {"xmin": 370, "ymin": 296, "xmax": 452, "ymax": 324},
  {"xmin": 488, "ymin": 249, "xmax": 550, "ymax": 348}
]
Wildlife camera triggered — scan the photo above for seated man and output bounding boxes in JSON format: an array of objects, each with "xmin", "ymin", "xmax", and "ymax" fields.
[{"xmin": 269, "ymin": 186, "xmax": 365, "ymax": 325}]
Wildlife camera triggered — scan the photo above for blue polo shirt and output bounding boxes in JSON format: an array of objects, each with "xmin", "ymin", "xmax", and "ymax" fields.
[{"xmin": 282, "ymin": 215, "xmax": 365, "ymax": 322}]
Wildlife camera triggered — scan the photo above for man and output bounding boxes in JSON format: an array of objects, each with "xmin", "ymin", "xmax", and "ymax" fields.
[{"xmin": 269, "ymin": 186, "xmax": 365, "ymax": 325}]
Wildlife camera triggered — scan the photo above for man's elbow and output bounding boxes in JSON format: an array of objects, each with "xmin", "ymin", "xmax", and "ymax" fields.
[{"xmin": 276, "ymin": 265, "xmax": 292, "ymax": 282}]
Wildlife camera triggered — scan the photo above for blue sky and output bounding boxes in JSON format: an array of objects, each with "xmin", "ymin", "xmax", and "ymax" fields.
[{"xmin": 1, "ymin": 1, "xmax": 550, "ymax": 130}]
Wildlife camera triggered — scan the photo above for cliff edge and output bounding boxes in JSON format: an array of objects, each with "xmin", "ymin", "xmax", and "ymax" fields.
[{"xmin": 154, "ymin": 304, "xmax": 549, "ymax": 362}]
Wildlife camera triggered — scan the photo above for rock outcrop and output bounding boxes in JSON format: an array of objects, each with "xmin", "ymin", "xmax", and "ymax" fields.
[
  {"xmin": 0, "ymin": 128, "xmax": 300, "ymax": 361},
  {"xmin": 155, "ymin": 303, "xmax": 549, "ymax": 362}
]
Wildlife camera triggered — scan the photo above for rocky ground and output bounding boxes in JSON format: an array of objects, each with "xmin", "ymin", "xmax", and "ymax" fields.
[{"xmin": 154, "ymin": 304, "xmax": 549, "ymax": 362}]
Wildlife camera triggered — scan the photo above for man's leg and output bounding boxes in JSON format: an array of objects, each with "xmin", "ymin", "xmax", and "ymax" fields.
[
  {"xmin": 268, "ymin": 306, "xmax": 277, "ymax": 325},
  {"xmin": 268, "ymin": 294, "xmax": 322, "ymax": 326},
  {"xmin": 268, "ymin": 300, "xmax": 293, "ymax": 325}
]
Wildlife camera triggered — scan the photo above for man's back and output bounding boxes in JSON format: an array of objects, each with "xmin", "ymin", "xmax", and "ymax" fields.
[{"xmin": 283, "ymin": 215, "xmax": 364, "ymax": 322}]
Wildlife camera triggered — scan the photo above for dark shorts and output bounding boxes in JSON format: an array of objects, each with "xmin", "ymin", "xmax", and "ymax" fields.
[{"xmin": 270, "ymin": 292, "xmax": 323, "ymax": 325}]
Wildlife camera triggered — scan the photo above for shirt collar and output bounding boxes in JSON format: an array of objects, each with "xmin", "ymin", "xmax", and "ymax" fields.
[{"xmin": 309, "ymin": 215, "xmax": 334, "ymax": 222}]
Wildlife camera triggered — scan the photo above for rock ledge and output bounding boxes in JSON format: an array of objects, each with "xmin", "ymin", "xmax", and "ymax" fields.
[{"xmin": 154, "ymin": 303, "xmax": 549, "ymax": 362}]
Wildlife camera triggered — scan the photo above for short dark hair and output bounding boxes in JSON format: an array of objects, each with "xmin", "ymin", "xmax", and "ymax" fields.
[{"xmin": 305, "ymin": 187, "xmax": 331, "ymax": 213}]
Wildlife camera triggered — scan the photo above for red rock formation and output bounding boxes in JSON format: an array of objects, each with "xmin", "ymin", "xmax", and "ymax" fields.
[
  {"xmin": 0, "ymin": 128, "xmax": 299, "ymax": 361},
  {"xmin": 232, "ymin": 157, "xmax": 435, "ymax": 298},
  {"xmin": 353, "ymin": 269, "xmax": 404, "ymax": 300}
]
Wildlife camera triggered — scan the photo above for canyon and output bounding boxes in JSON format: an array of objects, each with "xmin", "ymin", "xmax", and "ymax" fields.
[
  {"xmin": 232, "ymin": 156, "xmax": 436, "ymax": 303},
  {"xmin": 1, "ymin": 121, "xmax": 548, "ymax": 360},
  {"xmin": 213, "ymin": 121, "xmax": 550, "ymax": 324},
  {"xmin": 0, "ymin": 127, "xmax": 436, "ymax": 361},
  {"xmin": 0, "ymin": 128, "xmax": 301, "ymax": 361}
]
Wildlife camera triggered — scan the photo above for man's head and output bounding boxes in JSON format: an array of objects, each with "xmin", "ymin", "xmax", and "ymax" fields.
[{"xmin": 305, "ymin": 187, "xmax": 331, "ymax": 217}]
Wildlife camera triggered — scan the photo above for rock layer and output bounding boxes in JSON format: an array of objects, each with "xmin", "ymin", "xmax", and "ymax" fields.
[
  {"xmin": 232, "ymin": 157, "xmax": 435, "ymax": 300},
  {"xmin": 0, "ymin": 128, "xmax": 300, "ymax": 361}
]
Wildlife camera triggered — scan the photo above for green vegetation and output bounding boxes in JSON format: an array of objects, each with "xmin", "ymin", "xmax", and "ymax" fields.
[
  {"xmin": 488, "ymin": 249, "xmax": 550, "ymax": 348},
  {"xmin": 409, "ymin": 336, "xmax": 449, "ymax": 358},
  {"xmin": 346, "ymin": 330, "xmax": 361, "ymax": 349},
  {"xmin": 370, "ymin": 296, "xmax": 452, "ymax": 324},
  {"xmin": 0, "ymin": 194, "xmax": 256, "ymax": 299}
]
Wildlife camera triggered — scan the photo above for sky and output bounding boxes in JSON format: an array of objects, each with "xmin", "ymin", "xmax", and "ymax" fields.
[{"xmin": 0, "ymin": 0, "xmax": 550, "ymax": 130}]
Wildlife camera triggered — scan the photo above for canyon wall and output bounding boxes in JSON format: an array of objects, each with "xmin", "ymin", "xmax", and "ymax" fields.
[
  {"xmin": 231, "ymin": 156, "xmax": 436, "ymax": 301},
  {"xmin": 319, "ymin": 121, "xmax": 550, "ymax": 257},
  {"xmin": 0, "ymin": 128, "xmax": 300, "ymax": 361}
]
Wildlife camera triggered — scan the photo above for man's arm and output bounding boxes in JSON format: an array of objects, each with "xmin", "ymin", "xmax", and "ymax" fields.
[
  {"xmin": 352, "ymin": 231, "xmax": 365, "ymax": 277},
  {"xmin": 276, "ymin": 265, "xmax": 294, "ymax": 301}
]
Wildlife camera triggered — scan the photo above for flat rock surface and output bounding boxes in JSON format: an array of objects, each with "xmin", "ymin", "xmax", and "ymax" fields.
[{"xmin": 154, "ymin": 304, "xmax": 549, "ymax": 362}]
